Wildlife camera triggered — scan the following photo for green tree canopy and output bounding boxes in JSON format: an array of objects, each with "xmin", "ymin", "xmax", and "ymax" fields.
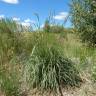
[{"xmin": 70, "ymin": 0, "xmax": 96, "ymax": 46}]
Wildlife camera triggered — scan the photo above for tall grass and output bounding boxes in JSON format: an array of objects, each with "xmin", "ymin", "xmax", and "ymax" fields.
[
  {"xmin": 0, "ymin": 19, "xmax": 23, "ymax": 96},
  {"xmin": 0, "ymin": 18, "xmax": 96, "ymax": 96},
  {"xmin": 0, "ymin": 19, "xmax": 21, "ymax": 63}
]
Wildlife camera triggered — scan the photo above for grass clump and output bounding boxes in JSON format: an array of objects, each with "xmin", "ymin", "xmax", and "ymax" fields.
[{"xmin": 24, "ymin": 33, "xmax": 82, "ymax": 95}]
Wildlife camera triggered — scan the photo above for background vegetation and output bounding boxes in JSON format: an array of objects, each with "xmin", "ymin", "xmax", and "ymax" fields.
[
  {"xmin": 0, "ymin": 0, "xmax": 96, "ymax": 95},
  {"xmin": 70, "ymin": 0, "xmax": 96, "ymax": 46}
]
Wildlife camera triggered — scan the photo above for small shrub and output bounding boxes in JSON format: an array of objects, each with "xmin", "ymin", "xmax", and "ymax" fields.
[{"xmin": 50, "ymin": 25, "xmax": 64, "ymax": 33}]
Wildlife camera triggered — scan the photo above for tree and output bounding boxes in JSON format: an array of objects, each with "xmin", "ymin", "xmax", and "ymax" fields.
[
  {"xmin": 70, "ymin": 0, "xmax": 96, "ymax": 46},
  {"xmin": 43, "ymin": 19, "xmax": 50, "ymax": 32}
]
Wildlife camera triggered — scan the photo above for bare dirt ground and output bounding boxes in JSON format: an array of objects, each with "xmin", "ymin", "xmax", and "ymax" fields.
[
  {"xmin": 27, "ymin": 81, "xmax": 96, "ymax": 96},
  {"xmin": 28, "ymin": 72, "xmax": 96, "ymax": 96}
]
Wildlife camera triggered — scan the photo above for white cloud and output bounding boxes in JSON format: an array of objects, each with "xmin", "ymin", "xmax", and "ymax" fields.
[
  {"xmin": 24, "ymin": 18, "xmax": 35, "ymax": 24},
  {"xmin": 40, "ymin": 23, "xmax": 54, "ymax": 28},
  {"xmin": 40, "ymin": 24, "xmax": 44, "ymax": 28},
  {"xmin": 21, "ymin": 22, "xmax": 31, "ymax": 27},
  {"xmin": 0, "ymin": 14, "xmax": 5, "ymax": 19},
  {"xmin": 0, "ymin": 14, "xmax": 35, "ymax": 27},
  {"xmin": 21, "ymin": 18, "xmax": 35, "ymax": 27},
  {"xmin": 12, "ymin": 18, "xmax": 35, "ymax": 27},
  {"xmin": 1, "ymin": 0, "xmax": 19, "ymax": 4},
  {"xmin": 13, "ymin": 17, "xmax": 20, "ymax": 21},
  {"xmin": 53, "ymin": 12, "xmax": 69, "ymax": 20}
]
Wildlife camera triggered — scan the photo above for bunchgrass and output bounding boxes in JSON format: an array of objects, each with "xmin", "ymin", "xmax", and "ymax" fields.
[{"xmin": 24, "ymin": 33, "xmax": 82, "ymax": 95}]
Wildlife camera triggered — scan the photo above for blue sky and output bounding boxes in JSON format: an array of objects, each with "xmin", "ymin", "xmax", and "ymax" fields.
[{"xmin": 0, "ymin": 0, "xmax": 71, "ymax": 27}]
